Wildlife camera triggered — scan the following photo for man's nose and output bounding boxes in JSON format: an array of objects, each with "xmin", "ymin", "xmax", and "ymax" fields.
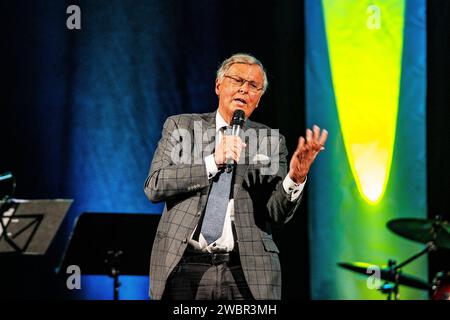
[{"xmin": 238, "ymin": 81, "xmax": 250, "ymax": 92}]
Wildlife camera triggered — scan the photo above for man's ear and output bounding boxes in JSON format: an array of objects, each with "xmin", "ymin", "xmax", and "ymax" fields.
[{"xmin": 215, "ymin": 78, "xmax": 220, "ymax": 96}]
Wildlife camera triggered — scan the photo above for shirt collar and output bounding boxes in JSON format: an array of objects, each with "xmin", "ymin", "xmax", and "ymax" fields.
[{"xmin": 215, "ymin": 110, "xmax": 229, "ymax": 133}]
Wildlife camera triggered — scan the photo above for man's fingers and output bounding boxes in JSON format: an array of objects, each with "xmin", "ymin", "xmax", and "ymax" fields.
[
  {"xmin": 318, "ymin": 129, "xmax": 328, "ymax": 148},
  {"xmin": 295, "ymin": 136, "xmax": 305, "ymax": 154},
  {"xmin": 232, "ymin": 145, "xmax": 243, "ymax": 155},
  {"xmin": 224, "ymin": 137, "xmax": 246, "ymax": 148},
  {"xmin": 223, "ymin": 141, "xmax": 243, "ymax": 156},
  {"xmin": 306, "ymin": 129, "xmax": 313, "ymax": 144},
  {"xmin": 225, "ymin": 140, "xmax": 245, "ymax": 162},
  {"xmin": 225, "ymin": 149, "xmax": 239, "ymax": 161},
  {"xmin": 313, "ymin": 125, "xmax": 320, "ymax": 144},
  {"xmin": 290, "ymin": 126, "xmax": 329, "ymax": 176}
]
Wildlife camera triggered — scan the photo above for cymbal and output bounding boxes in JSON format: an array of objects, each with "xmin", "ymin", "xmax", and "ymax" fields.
[
  {"xmin": 387, "ymin": 218, "xmax": 450, "ymax": 250},
  {"xmin": 338, "ymin": 261, "xmax": 431, "ymax": 291}
]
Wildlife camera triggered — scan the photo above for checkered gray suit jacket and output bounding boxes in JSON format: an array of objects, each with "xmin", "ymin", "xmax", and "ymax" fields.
[{"xmin": 144, "ymin": 111, "xmax": 302, "ymax": 300}]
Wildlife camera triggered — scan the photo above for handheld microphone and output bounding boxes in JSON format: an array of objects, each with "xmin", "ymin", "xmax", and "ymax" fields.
[{"xmin": 225, "ymin": 109, "xmax": 246, "ymax": 173}]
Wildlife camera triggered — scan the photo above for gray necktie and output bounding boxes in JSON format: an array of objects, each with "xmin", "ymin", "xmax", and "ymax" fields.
[{"xmin": 200, "ymin": 127, "xmax": 233, "ymax": 244}]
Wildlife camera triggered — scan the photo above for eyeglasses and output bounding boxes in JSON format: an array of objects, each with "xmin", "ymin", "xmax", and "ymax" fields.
[{"xmin": 223, "ymin": 75, "xmax": 263, "ymax": 93}]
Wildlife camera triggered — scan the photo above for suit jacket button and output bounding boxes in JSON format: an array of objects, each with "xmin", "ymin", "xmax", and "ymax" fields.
[
  {"xmin": 182, "ymin": 238, "xmax": 187, "ymax": 243},
  {"xmin": 196, "ymin": 211, "xmax": 201, "ymax": 216}
]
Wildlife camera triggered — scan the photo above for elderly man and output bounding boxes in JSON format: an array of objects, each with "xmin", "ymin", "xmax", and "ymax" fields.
[{"xmin": 144, "ymin": 53, "xmax": 327, "ymax": 300}]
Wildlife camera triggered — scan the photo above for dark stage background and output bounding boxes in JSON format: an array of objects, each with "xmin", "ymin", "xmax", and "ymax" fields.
[{"xmin": 0, "ymin": 0, "xmax": 448, "ymax": 299}]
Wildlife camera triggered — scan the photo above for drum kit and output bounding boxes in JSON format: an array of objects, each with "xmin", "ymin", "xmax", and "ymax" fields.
[{"xmin": 338, "ymin": 215, "xmax": 450, "ymax": 300}]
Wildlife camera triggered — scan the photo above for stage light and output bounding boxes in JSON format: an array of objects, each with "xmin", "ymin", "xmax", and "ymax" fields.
[{"xmin": 322, "ymin": 0, "xmax": 405, "ymax": 204}]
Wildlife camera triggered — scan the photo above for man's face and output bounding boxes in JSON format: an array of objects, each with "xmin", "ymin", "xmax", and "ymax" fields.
[{"xmin": 215, "ymin": 63, "xmax": 264, "ymax": 124}]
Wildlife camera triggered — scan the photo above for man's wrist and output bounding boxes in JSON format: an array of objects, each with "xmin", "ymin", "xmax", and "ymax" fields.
[
  {"xmin": 288, "ymin": 172, "xmax": 306, "ymax": 184},
  {"xmin": 214, "ymin": 153, "xmax": 226, "ymax": 169},
  {"xmin": 283, "ymin": 174, "xmax": 306, "ymax": 201}
]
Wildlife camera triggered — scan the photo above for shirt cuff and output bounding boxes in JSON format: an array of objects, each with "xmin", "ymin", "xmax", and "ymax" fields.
[
  {"xmin": 204, "ymin": 154, "xmax": 219, "ymax": 179},
  {"xmin": 283, "ymin": 175, "xmax": 307, "ymax": 201}
]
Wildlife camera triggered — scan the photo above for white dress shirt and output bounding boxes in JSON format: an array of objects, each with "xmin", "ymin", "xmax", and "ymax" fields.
[{"xmin": 188, "ymin": 111, "xmax": 306, "ymax": 252}]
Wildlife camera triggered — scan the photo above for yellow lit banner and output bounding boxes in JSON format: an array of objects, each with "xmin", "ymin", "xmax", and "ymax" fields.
[
  {"xmin": 322, "ymin": 0, "xmax": 404, "ymax": 204},
  {"xmin": 306, "ymin": 0, "xmax": 427, "ymax": 299}
]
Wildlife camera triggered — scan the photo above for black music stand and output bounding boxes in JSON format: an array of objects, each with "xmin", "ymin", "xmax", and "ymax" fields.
[
  {"xmin": 57, "ymin": 212, "xmax": 160, "ymax": 300},
  {"xmin": 0, "ymin": 199, "xmax": 72, "ymax": 255}
]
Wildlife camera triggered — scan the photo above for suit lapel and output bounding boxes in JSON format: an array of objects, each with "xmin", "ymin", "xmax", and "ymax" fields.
[
  {"xmin": 193, "ymin": 112, "xmax": 217, "ymax": 231},
  {"xmin": 200, "ymin": 112, "xmax": 216, "ymax": 158}
]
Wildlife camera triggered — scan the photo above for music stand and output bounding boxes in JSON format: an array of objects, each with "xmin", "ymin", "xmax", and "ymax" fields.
[
  {"xmin": 57, "ymin": 212, "xmax": 160, "ymax": 300},
  {"xmin": 0, "ymin": 199, "xmax": 72, "ymax": 255}
]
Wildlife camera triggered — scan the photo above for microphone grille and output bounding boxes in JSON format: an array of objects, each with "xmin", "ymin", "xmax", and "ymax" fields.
[{"xmin": 231, "ymin": 109, "xmax": 246, "ymax": 126}]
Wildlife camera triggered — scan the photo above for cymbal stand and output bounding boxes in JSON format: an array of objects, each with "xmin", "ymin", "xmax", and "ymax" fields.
[
  {"xmin": 395, "ymin": 242, "xmax": 437, "ymax": 271},
  {"xmin": 381, "ymin": 242, "xmax": 436, "ymax": 300},
  {"xmin": 379, "ymin": 259, "xmax": 400, "ymax": 300}
]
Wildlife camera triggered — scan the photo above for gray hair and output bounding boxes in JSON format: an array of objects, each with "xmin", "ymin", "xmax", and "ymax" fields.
[{"xmin": 216, "ymin": 53, "xmax": 268, "ymax": 94}]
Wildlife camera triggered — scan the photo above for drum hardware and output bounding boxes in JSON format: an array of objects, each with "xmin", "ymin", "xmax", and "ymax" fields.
[
  {"xmin": 387, "ymin": 215, "xmax": 450, "ymax": 250},
  {"xmin": 338, "ymin": 259, "xmax": 431, "ymax": 300},
  {"xmin": 431, "ymin": 271, "xmax": 450, "ymax": 300},
  {"xmin": 338, "ymin": 215, "xmax": 449, "ymax": 299}
]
